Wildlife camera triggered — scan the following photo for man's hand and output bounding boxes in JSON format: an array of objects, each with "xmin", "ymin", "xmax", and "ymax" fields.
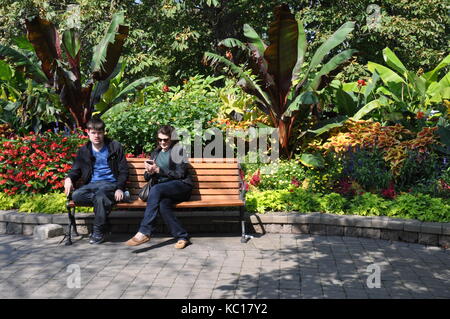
[
  {"xmin": 115, "ymin": 189, "xmax": 124, "ymax": 202},
  {"xmin": 64, "ymin": 178, "xmax": 73, "ymax": 196}
]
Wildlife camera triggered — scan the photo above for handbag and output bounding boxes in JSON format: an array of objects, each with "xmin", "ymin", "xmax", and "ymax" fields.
[{"xmin": 138, "ymin": 182, "xmax": 151, "ymax": 201}]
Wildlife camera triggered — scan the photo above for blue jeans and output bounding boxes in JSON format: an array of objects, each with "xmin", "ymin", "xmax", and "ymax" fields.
[
  {"xmin": 138, "ymin": 180, "xmax": 192, "ymax": 240},
  {"xmin": 72, "ymin": 181, "xmax": 117, "ymax": 230}
]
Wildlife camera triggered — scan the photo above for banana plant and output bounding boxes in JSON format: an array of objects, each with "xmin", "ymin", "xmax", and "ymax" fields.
[
  {"xmin": 93, "ymin": 62, "xmax": 158, "ymax": 118},
  {"xmin": 366, "ymin": 48, "xmax": 449, "ymax": 115},
  {"xmin": 1, "ymin": 11, "xmax": 130, "ymax": 128},
  {"xmin": 204, "ymin": 4, "xmax": 356, "ymax": 158}
]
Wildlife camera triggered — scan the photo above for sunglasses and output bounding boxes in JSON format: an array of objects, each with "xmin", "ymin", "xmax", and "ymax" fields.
[{"xmin": 157, "ymin": 138, "xmax": 170, "ymax": 142}]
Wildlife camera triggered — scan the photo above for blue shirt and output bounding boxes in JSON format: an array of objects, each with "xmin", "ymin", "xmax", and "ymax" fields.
[{"xmin": 91, "ymin": 145, "xmax": 117, "ymax": 183}]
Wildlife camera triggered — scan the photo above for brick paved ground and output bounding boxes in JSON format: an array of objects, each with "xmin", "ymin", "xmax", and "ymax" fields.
[{"xmin": 0, "ymin": 233, "xmax": 449, "ymax": 299}]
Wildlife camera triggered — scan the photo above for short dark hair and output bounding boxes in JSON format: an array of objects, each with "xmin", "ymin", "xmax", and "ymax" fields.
[{"xmin": 86, "ymin": 118, "xmax": 105, "ymax": 131}]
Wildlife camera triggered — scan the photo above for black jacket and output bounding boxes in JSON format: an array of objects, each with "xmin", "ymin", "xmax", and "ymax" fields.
[
  {"xmin": 144, "ymin": 143, "xmax": 193, "ymax": 187},
  {"xmin": 66, "ymin": 137, "xmax": 129, "ymax": 190}
]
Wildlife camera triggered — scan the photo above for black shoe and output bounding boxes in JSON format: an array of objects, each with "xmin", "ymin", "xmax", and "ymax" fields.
[
  {"xmin": 90, "ymin": 225, "xmax": 105, "ymax": 244},
  {"xmin": 89, "ymin": 233, "xmax": 105, "ymax": 244}
]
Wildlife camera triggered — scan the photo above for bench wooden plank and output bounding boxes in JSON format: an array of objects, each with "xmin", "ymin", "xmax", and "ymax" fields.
[
  {"xmin": 128, "ymin": 162, "xmax": 239, "ymax": 169},
  {"xmin": 126, "ymin": 188, "xmax": 240, "ymax": 196}
]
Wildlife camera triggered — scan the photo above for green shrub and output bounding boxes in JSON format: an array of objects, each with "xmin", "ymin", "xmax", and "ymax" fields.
[
  {"xmin": 243, "ymin": 159, "xmax": 306, "ymax": 190},
  {"xmin": 388, "ymin": 193, "xmax": 450, "ymax": 222},
  {"xmin": 0, "ymin": 192, "xmax": 93, "ymax": 214},
  {"xmin": 348, "ymin": 193, "xmax": 391, "ymax": 216},
  {"xmin": 104, "ymin": 75, "xmax": 221, "ymax": 155},
  {"xmin": 285, "ymin": 188, "xmax": 321, "ymax": 212},
  {"xmin": 317, "ymin": 192, "xmax": 348, "ymax": 215},
  {"xmin": 245, "ymin": 190, "xmax": 290, "ymax": 213}
]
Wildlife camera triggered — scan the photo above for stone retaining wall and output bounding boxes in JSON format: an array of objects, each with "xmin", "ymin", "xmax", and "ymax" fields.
[{"xmin": 1, "ymin": 210, "xmax": 449, "ymax": 247}]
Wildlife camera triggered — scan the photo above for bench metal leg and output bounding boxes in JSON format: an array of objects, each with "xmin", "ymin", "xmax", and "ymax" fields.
[
  {"xmin": 62, "ymin": 206, "xmax": 78, "ymax": 246},
  {"xmin": 240, "ymin": 207, "xmax": 253, "ymax": 243}
]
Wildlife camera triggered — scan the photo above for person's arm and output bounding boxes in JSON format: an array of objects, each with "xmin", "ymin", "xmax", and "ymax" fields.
[{"xmin": 115, "ymin": 142, "xmax": 129, "ymax": 191}]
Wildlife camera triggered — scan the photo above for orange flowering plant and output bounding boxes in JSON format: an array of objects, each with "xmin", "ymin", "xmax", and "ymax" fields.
[{"xmin": 311, "ymin": 119, "xmax": 440, "ymax": 176}]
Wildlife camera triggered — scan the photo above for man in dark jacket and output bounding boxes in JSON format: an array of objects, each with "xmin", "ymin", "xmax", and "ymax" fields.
[{"xmin": 64, "ymin": 118, "xmax": 128, "ymax": 244}]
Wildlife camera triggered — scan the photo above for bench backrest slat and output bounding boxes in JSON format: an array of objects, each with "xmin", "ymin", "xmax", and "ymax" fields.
[{"xmin": 125, "ymin": 158, "xmax": 242, "ymax": 202}]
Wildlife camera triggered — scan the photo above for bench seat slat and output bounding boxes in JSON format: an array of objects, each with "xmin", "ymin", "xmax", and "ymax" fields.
[
  {"xmin": 128, "ymin": 162, "xmax": 239, "ymax": 169},
  {"xmin": 127, "ymin": 175, "xmax": 240, "ymax": 182},
  {"xmin": 126, "ymin": 188, "xmax": 240, "ymax": 195}
]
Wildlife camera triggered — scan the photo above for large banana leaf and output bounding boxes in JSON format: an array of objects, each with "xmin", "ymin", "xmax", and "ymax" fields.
[
  {"xmin": 423, "ymin": 54, "xmax": 450, "ymax": 82},
  {"xmin": 264, "ymin": 3, "xmax": 298, "ymax": 107},
  {"xmin": 291, "ymin": 19, "xmax": 307, "ymax": 82},
  {"xmin": 218, "ymin": 38, "xmax": 248, "ymax": 51},
  {"xmin": 309, "ymin": 49, "xmax": 357, "ymax": 90},
  {"xmin": 62, "ymin": 29, "xmax": 81, "ymax": 77},
  {"xmin": 0, "ymin": 60, "xmax": 13, "ymax": 81},
  {"xmin": 91, "ymin": 11, "xmax": 129, "ymax": 81},
  {"xmin": 351, "ymin": 99, "xmax": 382, "ymax": 120},
  {"xmin": 304, "ymin": 21, "xmax": 355, "ymax": 80},
  {"xmin": 0, "ymin": 45, "xmax": 47, "ymax": 82},
  {"xmin": 382, "ymin": 47, "xmax": 407, "ymax": 76},
  {"xmin": 243, "ymin": 24, "xmax": 266, "ymax": 57},
  {"xmin": 25, "ymin": 17, "xmax": 61, "ymax": 81}
]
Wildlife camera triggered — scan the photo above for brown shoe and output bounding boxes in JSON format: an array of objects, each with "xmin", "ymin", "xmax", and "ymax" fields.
[
  {"xmin": 125, "ymin": 234, "xmax": 150, "ymax": 246},
  {"xmin": 174, "ymin": 239, "xmax": 190, "ymax": 249}
]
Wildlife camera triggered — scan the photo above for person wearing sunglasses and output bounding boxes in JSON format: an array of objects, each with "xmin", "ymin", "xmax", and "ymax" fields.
[{"xmin": 125, "ymin": 125, "xmax": 193, "ymax": 249}]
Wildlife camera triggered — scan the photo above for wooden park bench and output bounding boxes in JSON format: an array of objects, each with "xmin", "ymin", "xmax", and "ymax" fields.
[{"xmin": 64, "ymin": 158, "xmax": 251, "ymax": 245}]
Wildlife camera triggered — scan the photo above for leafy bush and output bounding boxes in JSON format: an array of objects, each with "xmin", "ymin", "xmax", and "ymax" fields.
[
  {"xmin": 242, "ymin": 159, "xmax": 306, "ymax": 191},
  {"xmin": 103, "ymin": 75, "xmax": 222, "ymax": 155},
  {"xmin": 286, "ymin": 188, "xmax": 321, "ymax": 212},
  {"xmin": 317, "ymin": 193, "xmax": 348, "ymax": 215},
  {"xmin": 0, "ymin": 130, "xmax": 87, "ymax": 195},
  {"xmin": 348, "ymin": 193, "xmax": 391, "ymax": 216},
  {"xmin": 341, "ymin": 148, "xmax": 392, "ymax": 192},
  {"xmin": 0, "ymin": 192, "xmax": 93, "ymax": 213},
  {"xmin": 245, "ymin": 190, "xmax": 290, "ymax": 213},
  {"xmin": 388, "ymin": 194, "xmax": 450, "ymax": 222}
]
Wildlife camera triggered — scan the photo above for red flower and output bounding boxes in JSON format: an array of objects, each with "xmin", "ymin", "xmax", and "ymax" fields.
[
  {"xmin": 357, "ymin": 79, "xmax": 367, "ymax": 87},
  {"xmin": 249, "ymin": 169, "xmax": 261, "ymax": 186},
  {"xmin": 380, "ymin": 182, "xmax": 396, "ymax": 199},
  {"xmin": 162, "ymin": 85, "xmax": 170, "ymax": 92},
  {"xmin": 291, "ymin": 177, "xmax": 300, "ymax": 187},
  {"xmin": 416, "ymin": 111, "xmax": 425, "ymax": 119},
  {"xmin": 225, "ymin": 50, "xmax": 233, "ymax": 60}
]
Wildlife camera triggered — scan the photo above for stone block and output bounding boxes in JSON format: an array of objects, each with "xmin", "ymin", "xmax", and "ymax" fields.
[
  {"xmin": 398, "ymin": 231, "xmax": 418, "ymax": 244},
  {"xmin": 264, "ymin": 224, "xmax": 283, "ymax": 233},
  {"xmin": 52, "ymin": 215, "xmax": 69, "ymax": 224},
  {"xmin": 420, "ymin": 222, "xmax": 442, "ymax": 235},
  {"xmin": 291, "ymin": 224, "xmax": 309, "ymax": 234},
  {"xmin": 306, "ymin": 213, "xmax": 323, "ymax": 224},
  {"xmin": 272, "ymin": 216, "xmax": 288, "ymax": 224},
  {"xmin": 418, "ymin": 233, "xmax": 439, "ymax": 246},
  {"xmin": 320, "ymin": 214, "xmax": 340, "ymax": 225},
  {"xmin": 0, "ymin": 221, "xmax": 6, "ymax": 234},
  {"xmin": 438, "ymin": 235, "xmax": 450, "ymax": 248},
  {"xmin": 361, "ymin": 228, "xmax": 380, "ymax": 239},
  {"xmin": 344, "ymin": 226, "xmax": 362, "ymax": 238},
  {"xmin": 352, "ymin": 216, "xmax": 372, "ymax": 228},
  {"xmin": 22, "ymin": 224, "xmax": 35, "ymax": 236},
  {"xmin": 309, "ymin": 224, "xmax": 327, "ymax": 235},
  {"xmin": 5, "ymin": 212, "xmax": 25, "ymax": 223},
  {"xmin": 380, "ymin": 229, "xmax": 402, "ymax": 242},
  {"xmin": 293, "ymin": 214, "xmax": 310, "ymax": 224},
  {"xmin": 6, "ymin": 222, "xmax": 22, "ymax": 234},
  {"xmin": 0, "ymin": 210, "xmax": 17, "ymax": 221},
  {"xmin": 385, "ymin": 219, "xmax": 404, "ymax": 231},
  {"xmin": 281, "ymin": 224, "xmax": 292, "ymax": 233},
  {"xmin": 33, "ymin": 224, "xmax": 64, "ymax": 240},
  {"xmin": 403, "ymin": 220, "xmax": 422, "ymax": 232},
  {"xmin": 326, "ymin": 225, "xmax": 344, "ymax": 236},
  {"xmin": 251, "ymin": 223, "xmax": 265, "ymax": 234},
  {"xmin": 370, "ymin": 216, "xmax": 391, "ymax": 228},
  {"xmin": 440, "ymin": 223, "xmax": 450, "ymax": 236}
]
